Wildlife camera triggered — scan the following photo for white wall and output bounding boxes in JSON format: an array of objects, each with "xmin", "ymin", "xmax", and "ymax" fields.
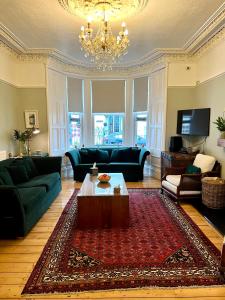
[
  {"xmin": 197, "ymin": 39, "xmax": 225, "ymax": 84},
  {"xmin": 0, "ymin": 45, "xmax": 18, "ymax": 85},
  {"xmin": 0, "ymin": 45, "xmax": 46, "ymax": 87},
  {"xmin": 168, "ymin": 62, "xmax": 197, "ymax": 87}
]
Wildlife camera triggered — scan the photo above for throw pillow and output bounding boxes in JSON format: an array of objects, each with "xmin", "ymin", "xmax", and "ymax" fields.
[
  {"xmin": 7, "ymin": 165, "xmax": 29, "ymax": 184},
  {"xmin": 96, "ymin": 149, "xmax": 110, "ymax": 163},
  {"xmin": 79, "ymin": 150, "xmax": 90, "ymax": 164},
  {"xmin": 22, "ymin": 157, "xmax": 39, "ymax": 177},
  {"xmin": 110, "ymin": 149, "xmax": 122, "ymax": 162},
  {"xmin": 129, "ymin": 148, "xmax": 141, "ymax": 163},
  {"xmin": 87, "ymin": 149, "xmax": 98, "ymax": 162},
  {"xmin": 79, "ymin": 149, "xmax": 98, "ymax": 164},
  {"xmin": 119, "ymin": 148, "xmax": 132, "ymax": 162},
  {"xmin": 185, "ymin": 164, "xmax": 201, "ymax": 174},
  {"xmin": 13, "ymin": 157, "xmax": 39, "ymax": 178},
  {"xmin": 193, "ymin": 154, "xmax": 216, "ymax": 173},
  {"xmin": 0, "ymin": 168, "xmax": 14, "ymax": 185}
]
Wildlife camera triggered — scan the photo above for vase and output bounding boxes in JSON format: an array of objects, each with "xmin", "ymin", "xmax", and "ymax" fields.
[{"xmin": 19, "ymin": 141, "xmax": 28, "ymax": 156}]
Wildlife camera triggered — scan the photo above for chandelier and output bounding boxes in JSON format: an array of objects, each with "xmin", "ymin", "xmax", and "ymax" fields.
[{"xmin": 59, "ymin": 0, "xmax": 148, "ymax": 70}]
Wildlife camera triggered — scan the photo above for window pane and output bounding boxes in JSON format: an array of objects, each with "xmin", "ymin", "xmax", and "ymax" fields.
[
  {"xmin": 135, "ymin": 113, "xmax": 147, "ymax": 146},
  {"xmin": 68, "ymin": 112, "xmax": 81, "ymax": 147},
  {"xmin": 94, "ymin": 114, "xmax": 124, "ymax": 145}
]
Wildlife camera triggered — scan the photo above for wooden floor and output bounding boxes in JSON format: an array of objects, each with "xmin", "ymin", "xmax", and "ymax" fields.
[{"xmin": 0, "ymin": 176, "xmax": 224, "ymax": 300}]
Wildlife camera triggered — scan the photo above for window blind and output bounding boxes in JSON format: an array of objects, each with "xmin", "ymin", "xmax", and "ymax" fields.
[
  {"xmin": 92, "ymin": 80, "xmax": 125, "ymax": 113},
  {"xmin": 67, "ymin": 78, "xmax": 83, "ymax": 112},
  {"xmin": 133, "ymin": 77, "xmax": 148, "ymax": 112}
]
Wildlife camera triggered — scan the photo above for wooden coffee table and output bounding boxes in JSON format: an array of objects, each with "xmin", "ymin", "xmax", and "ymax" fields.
[{"xmin": 77, "ymin": 173, "xmax": 129, "ymax": 229}]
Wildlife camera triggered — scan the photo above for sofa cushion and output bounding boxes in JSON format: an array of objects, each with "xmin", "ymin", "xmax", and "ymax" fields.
[
  {"xmin": 18, "ymin": 186, "xmax": 47, "ymax": 213},
  {"xmin": 193, "ymin": 154, "xmax": 216, "ymax": 173},
  {"xmin": 0, "ymin": 167, "xmax": 14, "ymax": 185},
  {"xmin": 120, "ymin": 148, "xmax": 141, "ymax": 163},
  {"xmin": 185, "ymin": 164, "xmax": 201, "ymax": 174},
  {"xmin": 13, "ymin": 157, "xmax": 39, "ymax": 178},
  {"xmin": 0, "ymin": 177, "xmax": 4, "ymax": 185},
  {"xmin": 17, "ymin": 172, "xmax": 60, "ymax": 191},
  {"xmin": 118, "ymin": 148, "xmax": 131, "ymax": 162},
  {"xmin": 7, "ymin": 165, "xmax": 29, "ymax": 184},
  {"xmin": 108, "ymin": 162, "xmax": 141, "ymax": 172},
  {"xmin": 166, "ymin": 175, "xmax": 181, "ymax": 187},
  {"xmin": 79, "ymin": 149, "xmax": 98, "ymax": 164},
  {"xmin": 21, "ymin": 157, "xmax": 39, "ymax": 178},
  {"xmin": 110, "ymin": 149, "xmax": 122, "ymax": 162},
  {"xmin": 97, "ymin": 149, "xmax": 110, "ymax": 163}
]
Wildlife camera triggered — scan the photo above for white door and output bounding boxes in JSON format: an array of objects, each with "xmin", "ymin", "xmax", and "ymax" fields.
[{"xmin": 47, "ymin": 68, "xmax": 68, "ymax": 156}]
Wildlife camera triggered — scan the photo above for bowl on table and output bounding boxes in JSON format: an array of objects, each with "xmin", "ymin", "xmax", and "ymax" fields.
[{"xmin": 97, "ymin": 174, "xmax": 111, "ymax": 183}]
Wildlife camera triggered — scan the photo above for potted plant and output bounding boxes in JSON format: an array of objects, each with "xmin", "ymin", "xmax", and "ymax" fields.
[
  {"xmin": 213, "ymin": 116, "xmax": 225, "ymax": 139},
  {"xmin": 13, "ymin": 129, "xmax": 33, "ymax": 156}
]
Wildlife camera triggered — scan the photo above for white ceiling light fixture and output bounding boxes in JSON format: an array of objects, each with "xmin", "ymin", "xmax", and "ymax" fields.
[{"xmin": 58, "ymin": 0, "xmax": 148, "ymax": 70}]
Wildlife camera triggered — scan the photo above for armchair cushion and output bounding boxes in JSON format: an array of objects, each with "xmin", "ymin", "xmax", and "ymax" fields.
[
  {"xmin": 166, "ymin": 175, "xmax": 181, "ymax": 186},
  {"xmin": 193, "ymin": 154, "xmax": 216, "ymax": 173},
  {"xmin": 185, "ymin": 164, "xmax": 201, "ymax": 174},
  {"xmin": 162, "ymin": 180, "xmax": 201, "ymax": 196}
]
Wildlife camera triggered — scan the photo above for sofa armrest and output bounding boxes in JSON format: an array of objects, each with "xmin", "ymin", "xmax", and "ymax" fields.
[
  {"xmin": 139, "ymin": 147, "xmax": 150, "ymax": 167},
  {"xmin": 0, "ymin": 185, "xmax": 25, "ymax": 237},
  {"xmin": 32, "ymin": 156, "xmax": 62, "ymax": 176},
  {"xmin": 65, "ymin": 149, "xmax": 81, "ymax": 169}
]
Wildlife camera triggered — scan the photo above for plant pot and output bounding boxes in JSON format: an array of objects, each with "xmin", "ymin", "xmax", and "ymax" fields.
[{"xmin": 220, "ymin": 131, "xmax": 225, "ymax": 139}]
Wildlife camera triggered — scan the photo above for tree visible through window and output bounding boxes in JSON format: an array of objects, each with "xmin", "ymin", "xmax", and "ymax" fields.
[{"xmin": 94, "ymin": 114, "xmax": 124, "ymax": 145}]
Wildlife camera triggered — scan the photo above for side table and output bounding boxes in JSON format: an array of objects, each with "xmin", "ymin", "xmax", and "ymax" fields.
[{"xmin": 202, "ymin": 177, "xmax": 225, "ymax": 209}]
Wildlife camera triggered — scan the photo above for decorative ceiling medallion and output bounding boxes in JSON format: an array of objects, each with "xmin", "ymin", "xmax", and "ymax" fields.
[{"xmin": 58, "ymin": 0, "xmax": 149, "ymax": 21}]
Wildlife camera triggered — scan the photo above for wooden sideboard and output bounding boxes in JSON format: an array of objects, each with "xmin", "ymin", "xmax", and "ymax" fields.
[{"xmin": 161, "ymin": 151, "xmax": 197, "ymax": 179}]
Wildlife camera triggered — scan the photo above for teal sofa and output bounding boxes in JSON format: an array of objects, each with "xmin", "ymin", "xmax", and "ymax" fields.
[
  {"xmin": 65, "ymin": 147, "xmax": 150, "ymax": 181},
  {"xmin": 0, "ymin": 156, "xmax": 62, "ymax": 237}
]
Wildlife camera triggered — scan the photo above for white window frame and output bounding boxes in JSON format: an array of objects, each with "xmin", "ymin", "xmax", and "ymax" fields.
[
  {"xmin": 68, "ymin": 112, "xmax": 83, "ymax": 148},
  {"xmin": 133, "ymin": 111, "xmax": 148, "ymax": 146},
  {"xmin": 92, "ymin": 112, "xmax": 125, "ymax": 146}
]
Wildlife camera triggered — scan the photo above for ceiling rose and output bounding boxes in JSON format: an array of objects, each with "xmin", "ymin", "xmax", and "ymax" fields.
[{"xmin": 58, "ymin": 0, "xmax": 149, "ymax": 21}]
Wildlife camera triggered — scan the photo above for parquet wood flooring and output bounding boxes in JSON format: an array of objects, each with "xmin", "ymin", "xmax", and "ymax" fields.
[{"xmin": 0, "ymin": 176, "xmax": 224, "ymax": 300}]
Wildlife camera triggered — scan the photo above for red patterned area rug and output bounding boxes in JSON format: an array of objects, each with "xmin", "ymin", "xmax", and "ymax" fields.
[{"xmin": 22, "ymin": 189, "xmax": 224, "ymax": 294}]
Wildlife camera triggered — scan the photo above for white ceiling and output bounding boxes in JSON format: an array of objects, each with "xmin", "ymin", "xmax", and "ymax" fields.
[{"xmin": 0, "ymin": 0, "xmax": 224, "ymax": 67}]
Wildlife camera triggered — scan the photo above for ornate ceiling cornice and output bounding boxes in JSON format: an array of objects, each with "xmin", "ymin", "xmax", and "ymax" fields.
[
  {"xmin": 183, "ymin": 2, "xmax": 225, "ymax": 54},
  {"xmin": 0, "ymin": 2, "xmax": 225, "ymax": 72}
]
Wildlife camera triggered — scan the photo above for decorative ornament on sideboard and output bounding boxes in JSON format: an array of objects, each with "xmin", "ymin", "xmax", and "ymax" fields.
[
  {"xmin": 13, "ymin": 128, "xmax": 40, "ymax": 156},
  {"xmin": 13, "ymin": 129, "xmax": 33, "ymax": 156}
]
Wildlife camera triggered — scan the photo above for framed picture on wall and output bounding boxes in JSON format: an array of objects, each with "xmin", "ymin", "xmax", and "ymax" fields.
[{"xmin": 24, "ymin": 110, "xmax": 39, "ymax": 129}]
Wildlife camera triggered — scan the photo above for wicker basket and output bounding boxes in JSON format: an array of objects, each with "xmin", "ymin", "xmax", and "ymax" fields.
[{"xmin": 201, "ymin": 177, "xmax": 225, "ymax": 209}]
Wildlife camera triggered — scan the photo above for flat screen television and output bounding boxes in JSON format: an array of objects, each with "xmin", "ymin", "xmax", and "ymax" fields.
[{"xmin": 176, "ymin": 108, "xmax": 210, "ymax": 136}]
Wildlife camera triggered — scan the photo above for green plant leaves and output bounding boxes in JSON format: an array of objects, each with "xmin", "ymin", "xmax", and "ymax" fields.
[{"xmin": 213, "ymin": 116, "xmax": 225, "ymax": 132}]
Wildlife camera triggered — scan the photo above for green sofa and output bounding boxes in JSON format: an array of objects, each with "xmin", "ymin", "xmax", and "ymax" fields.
[
  {"xmin": 65, "ymin": 146, "xmax": 150, "ymax": 181},
  {"xmin": 0, "ymin": 156, "xmax": 62, "ymax": 237}
]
